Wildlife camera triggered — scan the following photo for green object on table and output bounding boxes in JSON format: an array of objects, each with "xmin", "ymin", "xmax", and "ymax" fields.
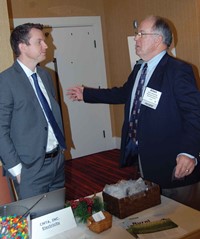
[{"xmin": 127, "ymin": 218, "xmax": 178, "ymax": 235}]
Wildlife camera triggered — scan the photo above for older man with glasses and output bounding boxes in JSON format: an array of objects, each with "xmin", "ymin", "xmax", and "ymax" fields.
[{"xmin": 67, "ymin": 15, "xmax": 200, "ymax": 208}]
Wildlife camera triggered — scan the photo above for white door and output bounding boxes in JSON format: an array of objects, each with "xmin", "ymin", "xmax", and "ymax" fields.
[
  {"xmin": 14, "ymin": 17, "xmax": 114, "ymax": 159},
  {"xmin": 51, "ymin": 26, "xmax": 113, "ymax": 158}
]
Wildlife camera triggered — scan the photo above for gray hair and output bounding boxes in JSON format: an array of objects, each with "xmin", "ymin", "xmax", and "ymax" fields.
[{"xmin": 150, "ymin": 16, "xmax": 173, "ymax": 47}]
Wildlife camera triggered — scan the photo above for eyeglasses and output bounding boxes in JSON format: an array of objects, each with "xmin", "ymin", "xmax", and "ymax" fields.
[{"xmin": 134, "ymin": 32, "xmax": 160, "ymax": 38}]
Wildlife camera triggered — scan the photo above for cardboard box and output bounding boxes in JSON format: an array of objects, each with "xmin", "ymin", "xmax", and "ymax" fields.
[{"xmin": 102, "ymin": 181, "xmax": 161, "ymax": 219}]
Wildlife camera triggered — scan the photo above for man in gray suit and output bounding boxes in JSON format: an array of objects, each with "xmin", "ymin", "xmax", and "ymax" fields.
[{"xmin": 0, "ymin": 23, "xmax": 66, "ymax": 199}]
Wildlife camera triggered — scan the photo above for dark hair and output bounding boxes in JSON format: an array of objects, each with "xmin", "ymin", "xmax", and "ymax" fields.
[
  {"xmin": 152, "ymin": 16, "xmax": 172, "ymax": 47},
  {"xmin": 10, "ymin": 23, "xmax": 43, "ymax": 57}
]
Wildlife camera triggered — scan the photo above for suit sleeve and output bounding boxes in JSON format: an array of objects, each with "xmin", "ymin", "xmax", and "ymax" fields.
[
  {"xmin": 83, "ymin": 68, "xmax": 138, "ymax": 104},
  {"xmin": 0, "ymin": 75, "xmax": 21, "ymax": 170},
  {"xmin": 173, "ymin": 63, "xmax": 200, "ymax": 157}
]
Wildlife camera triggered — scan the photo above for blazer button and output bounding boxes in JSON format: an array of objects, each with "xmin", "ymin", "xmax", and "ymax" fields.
[{"xmin": 44, "ymin": 127, "xmax": 48, "ymax": 131}]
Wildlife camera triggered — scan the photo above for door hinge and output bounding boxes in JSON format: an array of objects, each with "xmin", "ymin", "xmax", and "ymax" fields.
[{"xmin": 94, "ymin": 40, "xmax": 97, "ymax": 48}]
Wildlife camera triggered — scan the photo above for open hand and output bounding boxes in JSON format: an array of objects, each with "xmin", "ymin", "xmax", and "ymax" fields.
[{"xmin": 66, "ymin": 86, "xmax": 84, "ymax": 101}]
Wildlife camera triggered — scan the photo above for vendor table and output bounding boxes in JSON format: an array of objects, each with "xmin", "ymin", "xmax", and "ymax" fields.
[{"xmin": 47, "ymin": 193, "xmax": 200, "ymax": 239}]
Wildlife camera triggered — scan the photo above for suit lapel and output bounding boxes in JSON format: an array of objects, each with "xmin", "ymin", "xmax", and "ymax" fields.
[
  {"xmin": 37, "ymin": 68, "xmax": 57, "ymax": 113},
  {"xmin": 139, "ymin": 54, "xmax": 170, "ymax": 117},
  {"xmin": 147, "ymin": 53, "xmax": 169, "ymax": 90},
  {"xmin": 13, "ymin": 61, "xmax": 40, "ymax": 101},
  {"xmin": 13, "ymin": 61, "xmax": 50, "ymax": 119}
]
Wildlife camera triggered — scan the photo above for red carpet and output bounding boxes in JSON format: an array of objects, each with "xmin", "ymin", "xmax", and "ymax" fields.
[{"xmin": 65, "ymin": 149, "xmax": 138, "ymax": 200}]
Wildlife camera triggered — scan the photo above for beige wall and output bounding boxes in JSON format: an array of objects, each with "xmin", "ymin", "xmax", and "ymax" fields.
[
  {"xmin": 0, "ymin": 0, "xmax": 14, "ymax": 204},
  {"xmin": 0, "ymin": 0, "xmax": 13, "ymax": 71},
  {"xmin": 8, "ymin": 0, "xmax": 200, "ymax": 137}
]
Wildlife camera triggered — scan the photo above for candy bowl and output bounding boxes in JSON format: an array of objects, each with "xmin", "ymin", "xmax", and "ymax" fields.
[{"xmin": 0, "ymin": 205, "xmax": 30, "ymax": 238}]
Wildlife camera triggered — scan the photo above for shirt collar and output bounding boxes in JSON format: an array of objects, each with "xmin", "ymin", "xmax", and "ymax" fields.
[
  {"xmin": 144, "ymin": 50, "xmax": 166, "ymax": 70},
  {"xmin": 17, "ymin": 59, "xmax": 37, "ymax": 78}
]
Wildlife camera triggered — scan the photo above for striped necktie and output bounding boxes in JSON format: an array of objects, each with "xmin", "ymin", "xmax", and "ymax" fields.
[{"xmin": 129, "ymin": 63, "xmax": 148, "ymax": 141}]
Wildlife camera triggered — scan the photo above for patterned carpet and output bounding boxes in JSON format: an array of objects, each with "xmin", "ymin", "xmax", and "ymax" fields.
[{"xmin": 65, "ymin": 149, "xmax": 138, "ymax": 200}]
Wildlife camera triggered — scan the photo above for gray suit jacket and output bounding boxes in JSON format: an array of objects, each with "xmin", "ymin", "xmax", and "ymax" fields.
[{"xmin": 0, "ymin": 61, "xmax": 64, "ymax": 173}]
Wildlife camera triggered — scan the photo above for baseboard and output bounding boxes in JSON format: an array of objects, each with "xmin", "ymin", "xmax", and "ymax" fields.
[{"xmin": 112, "ymin": 137, "xmax": 121, "ymax": 149}]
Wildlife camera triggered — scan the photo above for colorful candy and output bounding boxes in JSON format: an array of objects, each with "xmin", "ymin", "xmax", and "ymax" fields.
[{"xmin": 0, "ymin": 215, "xmax": 29, "ymax": 239}]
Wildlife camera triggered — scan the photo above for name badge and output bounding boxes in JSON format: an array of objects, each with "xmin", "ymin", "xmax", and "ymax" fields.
[{"xmin": 141, "ymin": 87, "xmax": 162, "ymax": 109}]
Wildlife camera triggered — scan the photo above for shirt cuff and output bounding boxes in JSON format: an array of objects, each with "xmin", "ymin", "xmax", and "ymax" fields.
[
  {"xmin": 178, "ymin": 153, "xmax": 198, "ymax": 166},
  {"xmin": 8, "ymin": 163, "xmax": 22, "ymax": 177}
]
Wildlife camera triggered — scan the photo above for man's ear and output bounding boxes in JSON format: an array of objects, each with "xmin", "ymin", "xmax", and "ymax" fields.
[
  {"xmin": 18, "ymin": 42, "xmax": 27, "ymax": 54},
  {"xmin": 155, "ymin": 35, "xmax": 163, "ymax": 46}
]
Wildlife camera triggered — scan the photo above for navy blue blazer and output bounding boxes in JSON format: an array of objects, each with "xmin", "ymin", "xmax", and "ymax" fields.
[{"xmin": 83, "ymin": 53, "xmax": 200, "ymax": 188}]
